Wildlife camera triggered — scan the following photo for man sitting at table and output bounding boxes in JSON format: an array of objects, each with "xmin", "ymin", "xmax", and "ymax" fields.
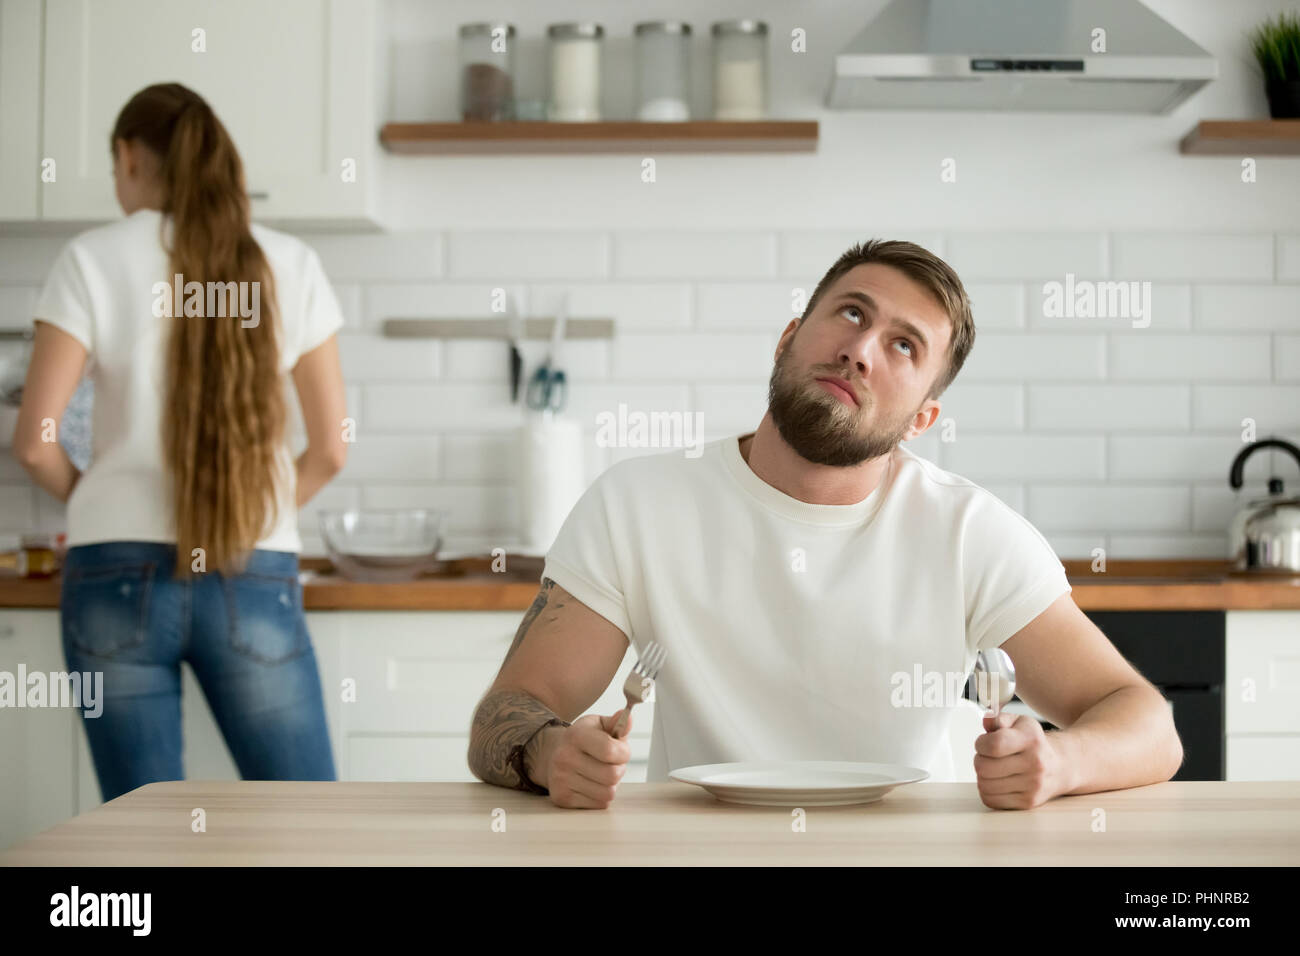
[{"xmin": 468, "ymin": 239, "xmax": 1184, "ymax": 811}]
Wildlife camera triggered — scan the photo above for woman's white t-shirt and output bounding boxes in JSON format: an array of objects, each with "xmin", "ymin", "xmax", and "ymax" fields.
[{"xmin": 32, "ymin": 207, "xmax": 345, "ymax": 552}]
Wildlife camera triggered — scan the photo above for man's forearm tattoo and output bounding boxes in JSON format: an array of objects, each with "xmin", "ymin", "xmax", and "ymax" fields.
[
  {"xmin": 467, "ymin": 578, "xmax": 569, "ymax": 790},
  {"xmin": 468, "ymin": 688, "xmax": 561, "ymax": 789},
  {"xmin": 502, "ymin": 576, "xmax": 565, "ymax": 667}
]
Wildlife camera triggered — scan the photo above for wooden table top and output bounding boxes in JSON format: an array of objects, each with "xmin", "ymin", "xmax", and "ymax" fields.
[{"xmin": 3, "ymin": 780, "xmax": 1298, "ymax": 866}]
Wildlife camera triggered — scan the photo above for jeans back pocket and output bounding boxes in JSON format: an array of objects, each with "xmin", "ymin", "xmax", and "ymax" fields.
[
  {"xmin": 62, "ymin": 563, "xmax": 155, "ymax": 658},
  {"xmin": 224, "ymin": 572, "xmax": 309, "ymax": 665}
]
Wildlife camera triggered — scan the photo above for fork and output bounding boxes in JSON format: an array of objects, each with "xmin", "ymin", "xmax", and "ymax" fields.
[{"xmin": 610, "ymin": 640, "xmax": 666, "ymax": 738}]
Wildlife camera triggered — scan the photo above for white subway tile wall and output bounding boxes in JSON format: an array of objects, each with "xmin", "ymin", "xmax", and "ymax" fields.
[{"xmin": 3, "ymin": 230, "xmax": 1298, "ymax": 561}]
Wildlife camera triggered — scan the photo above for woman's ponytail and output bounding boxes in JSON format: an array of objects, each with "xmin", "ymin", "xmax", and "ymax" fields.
[{"xmin": 111, "ymin": 83, "xmax": 286, "ymax": 577}]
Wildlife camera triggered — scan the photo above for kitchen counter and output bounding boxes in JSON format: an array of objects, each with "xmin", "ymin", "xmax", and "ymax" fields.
[
  {"xmin": 1, "ymin": 558, "xmax": 1298, "ymax": 610},
  {"xmin": 2, "ymin": 779, "xmax": 1297, "ymax": 865}
]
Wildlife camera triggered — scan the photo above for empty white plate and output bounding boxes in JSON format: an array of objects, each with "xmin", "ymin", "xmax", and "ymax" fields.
[{"xmin": 669, "ymin": 761, "xmax": 930, "ymax": 806}]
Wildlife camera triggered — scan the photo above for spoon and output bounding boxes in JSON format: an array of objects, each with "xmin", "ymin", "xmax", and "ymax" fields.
[{"xmin": 972, "ymin": 648, "xmax": 1017, "ymax": 717}]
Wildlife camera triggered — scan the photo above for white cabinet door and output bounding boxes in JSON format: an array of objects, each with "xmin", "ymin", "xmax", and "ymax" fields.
[
  {"xmin": 1225, "ymin": 611, "xmax": 1300, "ymax": 781},
  {"xmin": 40, "ymin": 0, "xmax": 381, "ymax": 226},
  {"xmin": 306, "ymin": 610, "xmax": 345, "ymax": 774},
  {"xmin": 334, "ymin": 611, "xmax": 653, "ymax": 783},
  {"xmin": 348, "ymin": 734, "xmax": 653, "ymax": 784},
  {"xmin": 0, "ymin": 610, "xmax": 77, "ymax": 851},
  {"xmin": 339, "ymin": 611, "xmax": 519, "ymax": 783},
  {"xmin": 0, "ymin": 0, "xmax": 42, "ymax": 220},
  {"xmin": 54, "ymin": 607, "xmax": 655, "ymax": 819},
  {"xmin": 1225, "ymin": 611, "xmax": 1300, "ymax": 734},
  {"xmin": 1226, "ymin": 735, "xmax": 1300, "ymax": 781}
]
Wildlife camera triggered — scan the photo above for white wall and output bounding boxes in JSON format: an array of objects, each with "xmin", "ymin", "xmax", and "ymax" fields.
[
  {"xmin": 1, "ymin": 0, "xmax": 1298, "ymax": 561},
  {"xmin": 379, "ymin": 0, "xmax": 1300, "ymax": 229}
]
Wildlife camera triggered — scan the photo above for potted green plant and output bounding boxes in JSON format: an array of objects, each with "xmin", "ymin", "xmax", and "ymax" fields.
[{"xmin": 1249, "ymin": 11, "xmax": 1300, "ymax": 118}]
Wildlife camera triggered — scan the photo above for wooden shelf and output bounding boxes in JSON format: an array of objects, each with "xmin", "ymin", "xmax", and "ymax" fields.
[
  {"xmin": 1180, "ymin": 119, "xmax": 1300, "ymax": 155},
  {"xmin": 381, "ymin": 317, "xmax": 612, "ymax": 339},
  {"xmin": 379, "ymin": 120, "xmax": 818, "ymax": 154}
]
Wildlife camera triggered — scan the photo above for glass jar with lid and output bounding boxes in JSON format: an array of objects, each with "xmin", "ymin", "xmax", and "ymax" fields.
[
  {"xmin": 459, "ymin": 22, "xmax": 516, "ymax": 121},
  {"xmin": 547, "ymin": 23, "xmax": 603, "ymax": 121},
  {"xmin": 711, "ymin": 20, "xmax": 768, "ymax": 120},
  {"xmin": 634, "ymin": 21, "xmax": 692, "ymax": 121}
]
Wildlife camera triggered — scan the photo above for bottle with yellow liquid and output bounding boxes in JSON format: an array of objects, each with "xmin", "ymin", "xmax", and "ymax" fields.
[{"xmin": 0, "ymin": 533, "xmax": 61, "ymax": 578}]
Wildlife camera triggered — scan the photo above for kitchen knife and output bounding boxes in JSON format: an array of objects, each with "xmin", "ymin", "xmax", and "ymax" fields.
[{"xmin": 506, "ymin": 291, "xmax": 524, "ymax": 403}]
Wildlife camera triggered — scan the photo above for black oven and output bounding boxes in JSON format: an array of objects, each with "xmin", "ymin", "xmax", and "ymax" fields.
[{"xmin": 966, "ymin": 610, "xmax": 1224, "ymax": 781}]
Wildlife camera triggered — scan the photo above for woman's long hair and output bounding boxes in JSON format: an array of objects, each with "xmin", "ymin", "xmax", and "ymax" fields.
[{"xmin": 111, "ymin": 83, "xmax": 285, "ymax": 578}]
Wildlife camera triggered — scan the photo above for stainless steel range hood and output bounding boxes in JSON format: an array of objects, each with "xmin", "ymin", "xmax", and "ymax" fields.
[{"xmin": 827, "ymin": 0, "xmax": 1217, "ymax": 113}]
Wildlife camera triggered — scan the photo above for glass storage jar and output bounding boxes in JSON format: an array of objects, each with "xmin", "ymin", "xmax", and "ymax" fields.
[
  {"xmin": 547, "ymin": 23, "xmax": 603, "ymax": 121},
  {"xmin": 711, "ymin": 20, "xmax": 767, "ymax": 120},
  {"xmin": 459, "ymin": 22, "xmax": 516, "ymax": 121},
  {"xmin": 634, "ymin": 21, "xmax": 692, "ymax": 121}
]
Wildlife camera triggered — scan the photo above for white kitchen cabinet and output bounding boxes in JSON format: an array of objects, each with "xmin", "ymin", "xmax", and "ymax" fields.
[
  {"xmin": 1226, "ymin": 737, "xmax": 1300, "ymax": 781},
  {"xmin": 304, "ymin": 610, "xmax": 346, "ymax": 774},
  {"xmin": 7, "ymin": 604, "xmax": 652, "ymax": 849},
  {"xmin": 38, "ymin": 0, "xmax": 383, "ymax": 228},
  {"xmin": 0, "ymin": 0, "xmax": 42, "ymax": 220},
  {"xmin": 0, "ymin": 610, "xmax": 75, "ymax": 851},
  {"xmin": 73, "ymin": 609, "xmax": 651, "ymax": 795},
  {"xmin": 333, "ymin": 611, "xmax": 653, "ymax": 784},
  {"xmin": 1225, "ymin": 610, "xmax": 1300, "ymax": 781},
  {"xmin": 347, "ymin": 735, "xmax": 653, "ymax": 783}
]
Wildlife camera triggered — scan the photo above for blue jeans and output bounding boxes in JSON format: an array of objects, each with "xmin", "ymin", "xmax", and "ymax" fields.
[{"xmin": 60, "ymin": 542, "xmax": 336, "ymax": 803}]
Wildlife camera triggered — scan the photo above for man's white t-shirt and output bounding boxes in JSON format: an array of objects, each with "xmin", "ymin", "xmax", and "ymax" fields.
[
  {"xmin": 541, "ymin": 432, "xmax": 1073, "ymax": 783},
  {"xmin": 32, "ymin": 208, "xmax": 345, "ymax": 552}
]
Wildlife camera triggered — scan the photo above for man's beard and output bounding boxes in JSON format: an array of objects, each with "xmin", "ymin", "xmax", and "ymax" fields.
[{"xmin": 766, "ymin": 348, "xmax": 918, "ymax": 467}]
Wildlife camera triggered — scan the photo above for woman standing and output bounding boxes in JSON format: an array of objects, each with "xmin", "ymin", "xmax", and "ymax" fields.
[{"xmin": 13, "ymin": 83, "xmax": 348, "ymax": 802}]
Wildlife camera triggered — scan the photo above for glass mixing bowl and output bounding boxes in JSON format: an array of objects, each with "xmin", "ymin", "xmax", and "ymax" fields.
[{"xmin": 319, "ymin": 508, "xmax": 446, "ymax": 582}]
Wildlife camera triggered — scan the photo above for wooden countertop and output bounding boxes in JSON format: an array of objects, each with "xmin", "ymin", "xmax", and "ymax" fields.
[
  {"xmin": 2, "ymin": 558, "xmax": 1299, "ymax": 611},
  {"xmin": 2, "ymin": 779, "xmax": 1297, "ymax": 866}
]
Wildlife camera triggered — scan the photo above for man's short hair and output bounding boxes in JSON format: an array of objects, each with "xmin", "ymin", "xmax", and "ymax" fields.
[{"xmin": 800, "ymin": 239, "xmax": 976, "ymax": 401}]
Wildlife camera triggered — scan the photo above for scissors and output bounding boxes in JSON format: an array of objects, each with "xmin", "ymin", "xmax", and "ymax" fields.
[{"xmin": 525, "ymin": 293, "xmax": 568, "ymax": 412}]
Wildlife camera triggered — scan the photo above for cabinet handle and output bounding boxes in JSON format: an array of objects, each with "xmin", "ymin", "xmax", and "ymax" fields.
[{"xmin": 248, "ymin": 190, "xmax": 269, "ymax": 201}]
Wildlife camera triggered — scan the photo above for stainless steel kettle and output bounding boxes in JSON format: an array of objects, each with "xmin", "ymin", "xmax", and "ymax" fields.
[{"xmin": 1227, "ymin": 438, "xmax": 1300, "ymax": 574}]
